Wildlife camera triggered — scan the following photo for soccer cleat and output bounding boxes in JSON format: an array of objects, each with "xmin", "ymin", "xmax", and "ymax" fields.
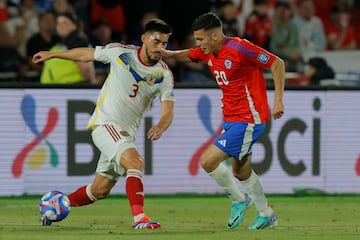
[
  {"xmin": 41, "ymin": 216, "xmax": 52, "ymax": 226},
  {"xmin": 132, "ymin": 216, "xmax": 161, "ymax": 229},
  {"xmin": 227, "ymin": 194, "xmax": 252, "ymax": 229},
  {"xmin": 248, "ymin": 212, "xmax": 278, "ymax": 230}
]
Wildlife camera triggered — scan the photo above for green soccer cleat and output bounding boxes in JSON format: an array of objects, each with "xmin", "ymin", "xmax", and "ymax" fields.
[
  {"xmin": 227, "ymin": 194, "xmax": 252, "ymax": 229},
  {"xmin": 248, "ymin": 212, "xmax": 278, "ymax": 230}
]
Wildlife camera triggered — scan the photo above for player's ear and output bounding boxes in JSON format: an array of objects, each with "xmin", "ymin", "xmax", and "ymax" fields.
[
  {"xmin": 211, "ymin": 31, "xmax": 218, "ymax": 41},
  {"xmin": 141, "ymin": 34, "xmax": 146, "ymax": 44}
]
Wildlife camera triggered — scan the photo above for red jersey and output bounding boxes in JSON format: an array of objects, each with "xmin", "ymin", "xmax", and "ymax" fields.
[{"xmin": 189, "ymin": 37, "xmax": 276, "ymax": 124}]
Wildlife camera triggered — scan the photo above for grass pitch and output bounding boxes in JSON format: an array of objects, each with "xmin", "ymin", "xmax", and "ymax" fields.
[{"xmin": 0, "ymin": 194, "xmax": 359, "ymax": 240}]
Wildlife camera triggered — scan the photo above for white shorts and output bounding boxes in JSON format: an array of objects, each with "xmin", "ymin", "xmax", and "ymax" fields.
[{"xmin": 91, "ymin": 123, "xmax": 136, "ymax": 181}]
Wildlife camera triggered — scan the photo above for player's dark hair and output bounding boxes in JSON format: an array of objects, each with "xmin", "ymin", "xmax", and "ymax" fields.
[
  {"xmin": 191, "ymin": 12, "xmax": 222, "ymax": 32},
  {"xmin": 144, "ymin": 19, "xmax": 172, "ymax": 35}
]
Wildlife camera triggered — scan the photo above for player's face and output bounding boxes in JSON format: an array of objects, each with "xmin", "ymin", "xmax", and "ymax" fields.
[
  {"xmin": 193, "ymin": 29, "xmax": 217, "ymax": 54},
  {"xmin": 142, "ymin": 32, "xmax": 170, "ymax": 65}
]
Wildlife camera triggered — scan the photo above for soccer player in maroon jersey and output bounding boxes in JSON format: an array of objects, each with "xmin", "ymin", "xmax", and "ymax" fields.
[{"xmin": 158, "ymin": 12, "xmax": 285, "ymax": 229}]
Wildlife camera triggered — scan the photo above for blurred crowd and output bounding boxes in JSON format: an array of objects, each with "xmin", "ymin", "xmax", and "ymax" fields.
[{"xmin": 0, "ymin": 0, "xmax": 359, "ymax": 86}]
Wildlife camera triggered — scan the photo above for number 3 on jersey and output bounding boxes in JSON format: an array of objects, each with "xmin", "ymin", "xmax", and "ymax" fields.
[
  {"xmin": 129, "ymin": 83, "xmax": 139, "ymax": 98},
  {"xmin": 214, "ymin": 70, "xmax": 229, "ymax": 85}
]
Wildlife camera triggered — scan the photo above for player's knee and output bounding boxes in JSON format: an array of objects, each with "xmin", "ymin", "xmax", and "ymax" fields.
[
  {"xmin": 120, "ymin": 153, "xmax": 144, "ymax": 171},
  {"xmin": 200, "ymin": 156, "xmax": 214, "ymax": 172}
]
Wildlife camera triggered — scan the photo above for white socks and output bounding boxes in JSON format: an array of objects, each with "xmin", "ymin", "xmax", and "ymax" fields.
[
  {"xmin": 241, "ymin": 170, "xmax": 273, "ymax": 216},
  {"xmin": 209, "ymin": 163, "xmax": 245, "ymax": 202}
]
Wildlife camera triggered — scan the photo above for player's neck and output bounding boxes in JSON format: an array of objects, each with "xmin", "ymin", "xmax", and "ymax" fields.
[{"xmin": 138, "ymin": 48, "xmax": 154, "ymax": 66}]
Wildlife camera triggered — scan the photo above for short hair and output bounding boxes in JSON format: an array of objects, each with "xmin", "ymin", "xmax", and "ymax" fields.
[
  {"xmin": 144, "ymin": 19, "xmax": 172, "ymax": 35},
  {"xmin": 191, "ymin": 12, "xmax": 222, "ymax": 32}
]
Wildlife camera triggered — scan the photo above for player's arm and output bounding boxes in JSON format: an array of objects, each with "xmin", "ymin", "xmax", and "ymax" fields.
[
  {"xmin": 147, "ymin": 100, "xmax": 174, "ymax": 141},
  {"xmin": 32, "ymin": 47, "xmax": 95, "ymax": 63},
  {"xmin": 159, "ymin": 48, "xmax": 192, "ymax": 62},
  {"xmin": 270, "ymin": 57, "xmax": 285, "ymax": 120}
]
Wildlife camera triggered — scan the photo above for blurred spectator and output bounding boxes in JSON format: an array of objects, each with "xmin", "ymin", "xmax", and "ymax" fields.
[
  {"xmin": 6, "ymin": 0, "xmax": 39, "ymax": 59},
  {"xmin": 129, "ymin": 10, "xmax": 159, "ymax": 46},
  {"xmin": 26, "ymin": 11, "xmax": 57, "ymax": 77},
  {"xmin": 51, "ymin": 0, "xmax": 74, "ymax": 15},
  {"xmin": 217, "ymin": 0, "xmax": 240, "ymax": 37},
  {"xmin": 292, "ymin": 0, "xmax": 326, "ymax": 53},
  {"xmin": 35, "ymin": 0, "xmax": 53, "ymax": 12},
  {"xmin": 89, "ymin": 19, "xmax": 113, "ymax": 82},
  {"xmin": 90, "ymin": 0, "xmax": 127, "ymax": 42},
  {"xmin": 305, "ymin": 57, "xmax": 336, "ymax": 85},
  {"xmin": 71, "ymin": 0, "xmax": 91, "ymax": 32},
  {"xmin": 40, "ymin": 12, "xmax": 97, "ymax": 85},
  {"xmin": 0, "ymin": 0, "xmax": 8, "ymax": 21},
  {"xmin": 269, "ymin": 1, "xmax": 302, "ymax": 72},
  {"xmin": 325, "ymin": 5, "xmax": 356, "ymax": 50},
  {"xmin": 243, "ymin": 0, "xmax": 272, "ymax": 49},
  {"xmin": 0, "ymin": 0, "xmax": 31, "ymax": 78},
  {"xmin": 350, "ymin": 0, "xmax": 360, "ymax": 48},
  {"xmin": 311, "ymin": 0, "xmax": 336, "ymax": 28}
]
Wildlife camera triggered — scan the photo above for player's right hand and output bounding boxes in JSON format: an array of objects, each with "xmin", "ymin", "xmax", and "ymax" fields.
[{"xmin": 32, "ymin": 51, "xmax": 52, "ymax": 63}]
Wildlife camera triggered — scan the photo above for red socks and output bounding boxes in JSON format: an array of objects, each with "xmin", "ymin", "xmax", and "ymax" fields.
[
  {"xmin": 126, "ymin": 169, "xmax": 144, "ymax": 216},
  {"xmin": 68, "ymin": 170, "xmax": 145, "ymax": 218},
  {"xmin": 68, "ymin": 185, "xmax": 95, "ymax": 207}
]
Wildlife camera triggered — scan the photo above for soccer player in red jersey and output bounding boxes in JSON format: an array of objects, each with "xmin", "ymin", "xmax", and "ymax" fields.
[{"xmin": 159, "ymin": 12, "xmax": 285, "ymax": 230}]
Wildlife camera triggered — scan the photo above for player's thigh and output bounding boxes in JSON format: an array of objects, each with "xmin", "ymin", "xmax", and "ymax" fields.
[
  {"xmin": 91, "ymin": 124, "xmax": 136, "ymax": 160},
  {"xmin": 119, "ymin": 147, "xmax": 144, "ymax": 171},
  {"xmin": 92, "ymin": 124, "xmax": 136, "ymax": 179},
  {"xmin": 200, "ymin": 144, "xmax": 228, "ymax": 172}
]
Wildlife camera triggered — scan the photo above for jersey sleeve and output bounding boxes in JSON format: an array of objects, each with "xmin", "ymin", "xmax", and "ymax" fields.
[
  {"xmin": 94, "ymin": 43, "xmax": 128, "ymax": 64},
  {"xmin": 159, "ymin": 70, "xmax": 175, "ymax": 102},
  {"xmin": 240, "ymin": 40, "xmax": 276, "ymax": 70},
  {"xmin": 94, "ymin": 45, "xmax": 112, "ymax": 64},
  {"xmin": 188, "ymin": 47, "xmax": 209, "ymax": 63}
]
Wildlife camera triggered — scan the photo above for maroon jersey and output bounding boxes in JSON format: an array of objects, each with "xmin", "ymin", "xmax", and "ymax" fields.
[{"xmin": 189, "ymin": 37, "xmax": 276, "ymax": 123}]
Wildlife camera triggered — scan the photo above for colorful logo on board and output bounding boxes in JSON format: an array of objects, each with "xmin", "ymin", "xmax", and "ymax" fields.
[
  {"xmin": 12, "ymin": 95, "xmax": 59, "ymax": 178},
  {"xmin": 188, "ymin": 95, "xmax": 224, "ymax": 175}
]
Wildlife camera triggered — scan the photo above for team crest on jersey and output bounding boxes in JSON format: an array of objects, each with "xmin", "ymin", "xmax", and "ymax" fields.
[
  {"xmin": 257, "ymin": 52, "xmax": 270, "ymax": 64},
  {"xmin": 145, "ymin": 69, "xmax": 164, "ymax": 85},
  {"xmin": 224, "ymin": 59, "xmax": 232, "ymax": 69},
  {"xmin": 208, "ymin": 59, "xmax": 213, "ymax": 66},
  {"xmin": 146, "ymin": 75, "xmax": 156, "ymax": 85}
]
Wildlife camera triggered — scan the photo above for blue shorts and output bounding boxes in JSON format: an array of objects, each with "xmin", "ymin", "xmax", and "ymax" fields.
[{"xmin": 214, "ymin": 121, "xmax": 266, "ymax": 160}]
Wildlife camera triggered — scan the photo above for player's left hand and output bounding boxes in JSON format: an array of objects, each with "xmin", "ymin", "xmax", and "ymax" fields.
[{"xmin": 147, "ymin": 125, "xmax": 164, "ymax": 141}]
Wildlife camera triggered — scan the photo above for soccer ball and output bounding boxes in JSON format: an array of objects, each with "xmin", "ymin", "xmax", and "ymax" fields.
[{"xmin": 39, "ymin": 191, "xmax": 71, "ymax": 222}]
